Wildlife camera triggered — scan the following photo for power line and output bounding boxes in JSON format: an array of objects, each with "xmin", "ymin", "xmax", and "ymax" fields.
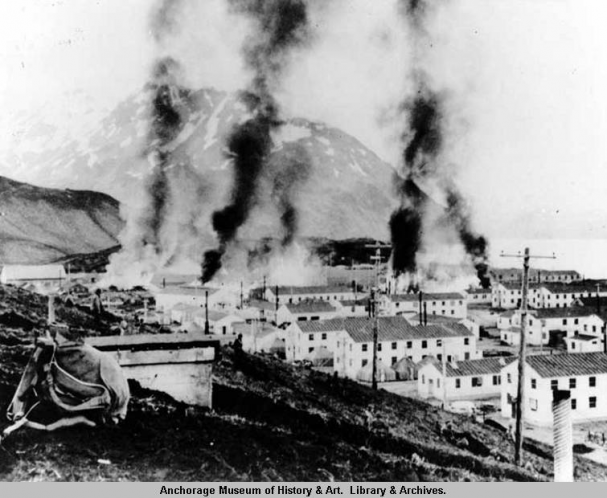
[{"xmin": 500, "ymin": 247, "xmax": 556, "ymax": 466}]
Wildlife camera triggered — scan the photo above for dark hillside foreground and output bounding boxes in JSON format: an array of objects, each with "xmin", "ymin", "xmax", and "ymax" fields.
[{"xmin": 0, "ymin": 285, "xmax": 606, "ymax": 481}]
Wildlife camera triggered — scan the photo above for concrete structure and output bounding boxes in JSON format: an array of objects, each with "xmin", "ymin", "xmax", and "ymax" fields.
[
  {"xmin": 383, "ymin": 292, "xmax": 467, "ymax": 319},
  {"xmin": 418, "ymin": 357, "xmax": 514, "ymax": 401},
  {"xmin": 498, "ymin": 307, "xmax": 604, "ymax": 347},
  {"xmin": 0, "ymin": 264, "xmax": 67, "ymax": 289},
  {"xmin": 501, "ymin": 353, "xmax": 607, "ymax": 425},
  {"xmin": 276, "ymin": 300, "xmax": 339, "ymax": 326},
  {"xmin": 266, "ymin": 285, "xmax": 359, "ymax": 304},
  {"xmin": 88, "ymin": 333, "xmax": 218, "ymax": 407},
  {"xmin": 285, "ymin": 316, "xmax": 479, "ymax": 379}
]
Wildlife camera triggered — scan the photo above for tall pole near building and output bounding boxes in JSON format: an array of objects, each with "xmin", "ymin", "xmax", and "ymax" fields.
[
  {"xmin": 501, "ymin": 247, "xmax": 556, "ymax": 466},
  {"xmin": 365, "ymin": 241, "xmax": 389, "ymax": 390}
]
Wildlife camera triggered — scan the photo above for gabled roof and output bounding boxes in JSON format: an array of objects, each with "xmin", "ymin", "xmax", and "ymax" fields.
[
  {"xmin": 285, "ymin": 301, "xmax": 337, "ymax": 314},
  {"xmin": 578, "ymin": 297, "xmax": 607, "ymax": 309},
  {"xmin": 445, "ymin": 357, "xmax": 515, "ymax": 377},
  {"xmin": 297, "ymin": 319, "xmax": 346, "ymax": 333},
  {"xmin": 273, "ymin": 285, "xmax": 353, "ymax": 296},
  {"xmin": 389, "ymin": 292, "xmax": 465, "ymax": 303},
  {"xmin": 246, "ymin": 299, "xmax": 277, "ymax": 311},
  {"xmin": 541, "ymin": 284, "xmax": 596, "ymax": 294},
  {"xmin": 1, "ymin": 264, "xmax": 66, "ymax": 281},
  {"xmin": 531, "ymin": 307, "xmax": 600, "ymax": 320},
  {"xmin": 338, "ymin": 298, "xmax": 370, "ymax": 307},
  {"xmin": 526, "ymin": 352, "xmax": 607, "ymax": 378},
  {"xmin": 467, "ymin": 288, "xmax": 491, "ymax": 295},
  {"xmin": 568, "ymin": 334, "xmax": 600, "ymax": 342}
]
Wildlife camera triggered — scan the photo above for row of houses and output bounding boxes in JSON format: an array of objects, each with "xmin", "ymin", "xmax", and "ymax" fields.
[
  {"xmin": 489, "ymin": 268, "xmax": 582, "ymax": 284},
  {"xmin": 491, "ymin": 282, "xmax": 607, "ymax": 309},
  {"xmin": 285, "ymin": 315, "xmax": 480, "ymax": 379},
  {"xmin": 417, "ymin": 352, "xmax": 607, "ymax": 425}
]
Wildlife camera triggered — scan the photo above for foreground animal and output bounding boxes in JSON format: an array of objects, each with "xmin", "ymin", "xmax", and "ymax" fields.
[{"xmin": 2, "ymin": 336, "xmax": 129, "ymax": 439}]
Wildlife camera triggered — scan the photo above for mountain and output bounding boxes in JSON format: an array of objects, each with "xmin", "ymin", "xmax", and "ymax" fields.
[
  {"xmin": 0, "ymin": 88, "xmax": 399, "ymax": 241},
  {"xmin": 0, "ymin": 176, "xmax": 123, "ymax": 264}
]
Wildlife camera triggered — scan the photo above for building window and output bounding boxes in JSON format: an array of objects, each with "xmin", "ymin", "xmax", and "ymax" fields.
[
  {"xmin": 422, "ymin": 340, "xmax": 428, "ymax": 349},
  {"xmin": 531, "ymin": 379, "xmax": 537, "ymax": 389},
  {"xmin": 391, "ymin": 342, "xmax": 397, "ymax": 350},
  {"xmin": 437, "ymin": 339, "xmax": 442, "ymax": 347},
  {"xmin": 551, "ymin": 379, "xmax": 558, "ymax": 390},
  {"xmin": 378, "ymin": 343, "xmax": 382, "ymax": 352},
  {"xmin": 321, "ymin": 333, "xmax": 327, "ymax": 340},
  {"xmin": 308, "ymin": 334, "xmax": 313, "ymax": 341},
  {"xmin": 464, "ymin": 338, "xmax": 469, "ymax": 345},
  {"xmin": 572, "ymin": 399, "xmax": 577, "ymax": 410},
  {"xmin": 464, "ymin": 352, "xmax": 470, "ymax": 360},
  {"xmin": 574, "ymin": 318, "xmax": 579, "ymax": 325},
  {"xmin": 530, "ymin": 398, "xmax": 538, "ymax": 411},
  {"xmin": 590, "ymin": 376, "xmax": 596, "ymax": 387},
  {"xmin": 422, "ymin": 375, "xmax": 425, "ymax": 384},
  {"xmin": 472, "ymin": 377, "xmax": 483, "ymax": 387},
  {"xmin": 455, "ymin": 379, "xmax": 461, "ymax": 389},
  {"xmin": 569, "ymin": 378, "xmax": 576, "ymax": 389},
  {"xmin": 493, "ymin": 375, "xmax": 501, "ymax": 386},
  {"xmin": 437, "ymin": 379, "xmax": 441, "ymax": 388},
  {"xmin": 308, "ymin": 347, "xmax": 314, "ymax": 353},
  {"xmin": 507, "ymin": 373, "xmax": 512, "ymax": 383},
  {"xmin": 362, "ymin": 359, "xmax": 368, "ymax": 367},
  {"xmin": 406, "ymin": 341, "xmax": 412, "ymax": 348},
  {"xmin": 392, "ymin": 356, "xmax": 397, "ymax": 365},
  {"xmin": 590, "ymin": 396, "xmax": 597, "ymax": 408},
  {"xmin": 362, "ymin": 344, "xmax": 368, "ymax": 352},
  {"xmin": 563, "ymin": 319, "xmax": 567, "ymax": 325}
]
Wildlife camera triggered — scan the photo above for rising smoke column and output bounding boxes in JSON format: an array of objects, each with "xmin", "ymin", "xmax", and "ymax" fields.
[
  {"xmin": 201, "ymin": 0, "xmax": 311, "ymax": 283},
  {"xmin": 391, "ymin": 0, "xmax": 491, "ymax": 288}
]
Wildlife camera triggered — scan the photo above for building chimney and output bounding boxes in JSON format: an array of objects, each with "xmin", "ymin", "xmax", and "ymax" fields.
[
  {"xmin": 47, "ymin": 294, "xmax": 55, "ymax": 325},
  {"xmin": 423, "ymin": 302, "xmax": 428, "ymax": 327},
  {"xmin": 552, "ymin": 389, "xmax": 573, "ymax": 482},
  {"xmin": 262, "ymin": 276, "xmax": 267, "ymax": 301},
  {"xmin": 204, "ymin": 291, "xmax": 210, "ymax": 335},
  {"xmin": 418, "ymin": 291, "xmax": 423, "ymax": 326},
  {"xmin": 162, "ymin": 277, "xmax": 166, "ymax": 289}
]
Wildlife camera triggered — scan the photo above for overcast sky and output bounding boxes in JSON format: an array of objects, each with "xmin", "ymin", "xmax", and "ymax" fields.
[{"xmin": 0, "ymin": 0, "xmax": 606, "ymax": 241}]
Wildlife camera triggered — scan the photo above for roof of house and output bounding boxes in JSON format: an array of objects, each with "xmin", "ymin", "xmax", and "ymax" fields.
[
  {"xmin": 233, "ymin": 321, "xmax": 278, "ymax": 338},
  {"xmin": 467, "ymin": 288, "xmax": 491, "ymax": 295},
  {"xmin": 578, "ymin": 297, "xmax": 607, "ymax": 308},
  {"xmin": 273, "ymin": 285, "xmax": 353, "ymax": 296},
  {"xmin": 541, "ymin": 284, "xmax": 596, "ymax": 294},
  {"xmin": 246, "ymin": 299, "xmax": 277, "ymax": 311},
  {"xmin": 171, "ymin": 303, "xmax": 201, "ymax": 312},
  {"xmin": 568, "ymin": 334, "xmax": 600, "ymax": 342},
  {"xmin": 530, "ymin": 307, "xmax": 600, "ymax": 320},
  {"xmin": 408, "ymin": 314, "xmax": 466, "ymax": 325},
  {"xmin": 525, "ymin": 352, "xmax": 607, "ymax": 378},
  {"xmin": 1, "ymin": 264, "xmax": 66, "ymax": 281},
  {"xmin": 444, "ymin": 357, "xmax": 515, "ymax": 377},
  {"xmin": 284, "ymin": 300, "xmax": 337, "ymax": 314},
  {"xmin": 389, "ymin": 292, "xmax": 465, "ymax": 303},
  {"xmin": 339, "ymin": 298, "xmax": 370, "ymax": 307},
  {"xmin": 297, "ymin": 316, "xmax": 472, "ymax": 342}
]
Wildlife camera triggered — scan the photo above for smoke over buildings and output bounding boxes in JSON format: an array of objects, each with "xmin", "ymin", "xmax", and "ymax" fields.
[
  {"xmin": 390, "ymin": 0, "xmax": 490, "ymax": 289},
  {"xmin": 201, "ymin": 0, "xmax": 313, "ymax": 283}
]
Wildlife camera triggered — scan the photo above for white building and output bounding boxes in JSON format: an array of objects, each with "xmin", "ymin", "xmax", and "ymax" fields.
[
  {"xmin": 266, "ymin": 285, "xmax": 359, "ymax": 304},
  {"xmin": 285, "ymin": 316, "xmax": 479, "ymax": 380},
  {"xmin": 498, "ymin": 307, "xmax": 604, "ymax": 347},
  {"xmin": 465, "ymin": 288, "xmax": 492, "ymax": 305},
  {"xmin": 491, "ymin": 283, "xmax": 542, "ymax": 309},
  {"xmin": 335, "ymin": 299, "xmax": 369, "ymax": 318},
  {"xmin": 0, "ymin": 264, "xmax": 67, "ymax": 289},
  {"xmin": 276, "ymin": 300, "xmax": 339, "ymax": 326},
  {"xmin": 193, "ymin": 310, "xmax": 244, "ymax": 335},
  {"xmin": 490, "ymin": 268, "xmax": 582, "ymax": 285},
  {"xmin": 418, "ymin": 357, "xmax": 514, "ymax": 401},
  {"xmin": 406, "ymin": 314, "xmax": 481, "ymax": 339},
  {"xmin": 383, "ymin": 292, "xmax": 467, "ymax": 319},
  {"xmin": 535, "ymin": 284, "xmax": 606, "ymax": 309},
  {"xmin": 501, "ymin": 353, "xmax": 607, "ymax": 425}
]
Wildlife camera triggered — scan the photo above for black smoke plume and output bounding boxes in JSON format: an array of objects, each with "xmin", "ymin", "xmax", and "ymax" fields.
[
  {"xmin": 201, "ymin": 0, "xmax": 311, "ymax": 283},
  {"xmin": 391, "ymin": 0, "xmax": 491, "ymax": 288},
  {"xmin": 391, "ymin": 83, "xmax": 443, "ymax": 276},
  {"xmin": 445, "ymin": 189, "xmax": 491, "ymax": 288},
  {"xmin": 140, "ymin": 57, "xmax": 190, "ymax": 253}
]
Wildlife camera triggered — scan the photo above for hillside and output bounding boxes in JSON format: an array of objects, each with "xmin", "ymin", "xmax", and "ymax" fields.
[
  {"xmin": 0, "ymin": 176, "xmax": 123, "ymax": 264},
  {"xmin": 0, "ymin": 286, "xmax": 606, "ymax": 481},
  {"xmin": 0, "ymin": 88, "xmax": 399, "ymax": 241}
]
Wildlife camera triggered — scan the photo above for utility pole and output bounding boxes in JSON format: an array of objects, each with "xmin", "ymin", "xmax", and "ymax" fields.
[
  {"xmin": 364, "ymin": 242, "xmax": 390, "ymax": 390},
  {"xmin": 501, "ymin": 247, "xmax": 556, "ymax": 466}
]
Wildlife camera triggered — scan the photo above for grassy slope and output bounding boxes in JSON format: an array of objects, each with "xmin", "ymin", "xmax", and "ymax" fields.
[{"xmin": 0, "ymin": 286, "xmax": 605, "ymax": 481}]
